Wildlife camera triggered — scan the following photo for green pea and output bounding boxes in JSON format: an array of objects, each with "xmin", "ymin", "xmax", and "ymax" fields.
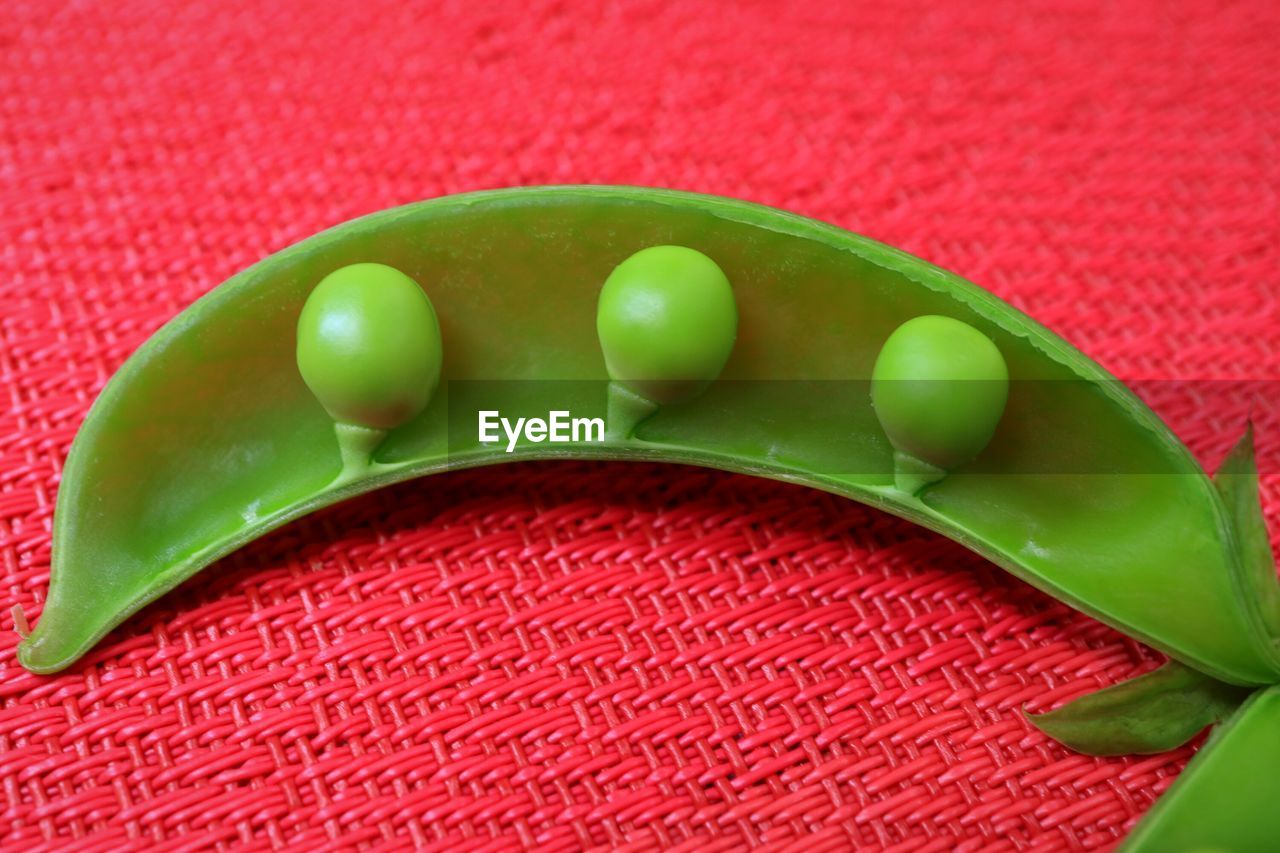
[
  {"xmin": 296, "ymin": 263, "xmax": 442, "ymax": 431},
  {"xmin": 597, "ymin": 245, "xmax": 737, "ymax": 405},
  {"xmin": 871, "ymin": 315, "xmax": 1008, "ymax": 474}
]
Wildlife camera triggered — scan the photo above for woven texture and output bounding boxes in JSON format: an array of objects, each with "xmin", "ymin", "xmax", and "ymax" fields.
[{"xmin": 2, "ymin": 1, "xmax": 1279, "ymax": 849}]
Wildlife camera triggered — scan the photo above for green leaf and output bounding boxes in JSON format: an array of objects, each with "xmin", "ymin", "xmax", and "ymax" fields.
[
  {"xmin": 1025, "ymin": 660, "xmax": 1251, "ymax": 756},
  {"xmin": 1214, "ymin": 423, "xmax": 1280, "ymax": 638}
]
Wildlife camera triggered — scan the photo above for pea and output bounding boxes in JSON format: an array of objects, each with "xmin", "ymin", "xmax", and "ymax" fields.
[
  {"xmin": 596, "ymin": 245, "xmax": 737, "ymax": 405},
  {"xmin": 296, "ymin": 263, "xmax": 442, "ymax": 431},
  {"xmin": 871, "ymin": 315, "xmax": 1008, "ymax": 473}
]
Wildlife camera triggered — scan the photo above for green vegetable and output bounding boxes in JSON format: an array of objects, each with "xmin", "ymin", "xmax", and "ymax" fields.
[
  {"xmin": 296, "ymin": 263, "xmax": 442, "ymax": 432},
  {"xmin": 295, "ymin": 262, "xmax": 443, "ymax": 476},
  {"xmin": 871, "ymin": 315, "xmax": 1008, "ymax": 493},
  {"xmin": 597, "ymin": 245, "xmax": 737, "ymax": 435},
  {"xmin": 13, "ymin": 186, "xmax": 1280, "ymax": 847}
]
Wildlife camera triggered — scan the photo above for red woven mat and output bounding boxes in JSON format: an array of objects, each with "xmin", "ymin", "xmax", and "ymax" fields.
[{"xmin": 2, "ymin": 1, "xmax": 1279, "ymax": 849}]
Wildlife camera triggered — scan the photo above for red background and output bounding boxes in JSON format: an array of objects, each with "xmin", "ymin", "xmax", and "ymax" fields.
[{"xmin": 2, "ymin": 1, "xmax": 1279, "ymax": 849}]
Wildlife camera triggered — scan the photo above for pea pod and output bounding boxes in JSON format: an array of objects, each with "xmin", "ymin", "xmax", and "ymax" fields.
[{"xmin": 13, "ymin": 187, "xmax": 1280, "ymax": 845}]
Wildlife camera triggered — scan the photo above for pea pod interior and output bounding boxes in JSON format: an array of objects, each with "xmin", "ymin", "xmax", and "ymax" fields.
[{"xmin": 18, "ymin": 186, "xmax": 1280, "ymax": 682}]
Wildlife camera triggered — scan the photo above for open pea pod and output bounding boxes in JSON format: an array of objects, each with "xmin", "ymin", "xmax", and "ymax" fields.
[{"xmin": 17, "ymin": 187, "xmax": 1280, "ymax": 689}]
